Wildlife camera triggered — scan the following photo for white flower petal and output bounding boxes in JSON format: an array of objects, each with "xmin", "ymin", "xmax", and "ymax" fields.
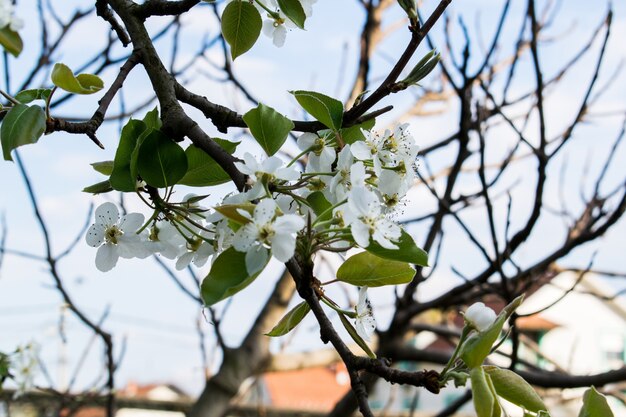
[
  {"xmin": 273, "ymin": 214, "xmax": 305, "ymax": 234},
  {"xmin": 85, "ymin": 223, "xmax": 105, "ymax": 247},
  {"xmin": 351, "ymin": 140, "xmax": 371, "ymax": 160},
  {"xmin": 233, "ymin": 224, "xmax": 258, "ymax": 252},
  {"xmin": 176, "ymin": 252, "xmax": 194, "ymax": 271},
  {"xmin": 119, "ymin": 213, "xmax": 145, "ymax": 233},
  {"xmin": 297, "ymin": 132, "xmax": 317, "ymax": 150},
  {"xmin": 351, "ymin": 221, "xmax": 371, "ymax": 248},
  {"xmin": 245, "ymin": 245, "xmax": 269, "ymax": 275},
  {"xmin": 254, "ymin": 199, "xmax": 276, "ymax": 225},
  {"xmin": 95, "ymin": 202, "xmax": 119, "ymax": 227},
  {"xmin": 271, "ymin": 235, "xmax": 296, "ymax": 262},
  {"xmin": 95, "ymin": 244, "xmax": 119, "ymax": 272},
  {"xmin": 272, "ymin": 25, "xmax": 287, "ymax": 47},
  {"xmin": 465, "ymin": 302, "xmax": 497, "ymax": 332},
  {"xmin": 275, "ymin": 166, "xmax": 300, "ymax": 181}
]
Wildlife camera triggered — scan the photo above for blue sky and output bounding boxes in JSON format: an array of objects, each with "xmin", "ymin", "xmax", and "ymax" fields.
[{"xmin": 1, "ymin": 0, "xmax": 625, "ymax": 395}]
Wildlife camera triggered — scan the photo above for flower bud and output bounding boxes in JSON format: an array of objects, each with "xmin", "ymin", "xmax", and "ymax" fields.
[{"xmin": 464, "ymin": 302, "xmax": 496, "ymax": 332}]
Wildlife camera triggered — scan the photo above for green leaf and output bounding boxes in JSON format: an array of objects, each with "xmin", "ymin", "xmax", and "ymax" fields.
[
  {"xmin": 83, "ymin": 180, "xmax": 113, "ymax": 194},
  {"xmin": 337, "ymin": 251, "xmax": 415, "ymax": 287},
  {"xmin": 110, "ymin": 119, "xmax": 147, "ymax": 192},
  {"xmin": 578, "ymin": 387, "xmax": 614, "ymax": 417},
  {"xmin": 1, "ymin": 104, "xmax": 46, "ymax": 161},
  {"xmin": 338, "ymin": 313, "xmax": 376, "ymax": 359},
  {"xmin": 136, "ymin": 130, "xmax": 188, "ymax": 188},
  {"xmin": 266, "ymin": 302, "xmax": 311, "ymax": 337},
  {"xmin": 277, "ymin": 0, "xmax": 306, "ymax": 29},
  {"xmin": 213, "ymin": 203, "xmax": 256, "ymax": 224},
  {"xmin": 470, "ymin": 367, "xmax": 497, "ymax": 417},
  {"xmin": 243, "ymin": 103, "xmax": 294, "ymax": 156},
  {"xmin": 91, "ymin": 161, "xmax": 114, "ymax": 176},
  {"xmin": 179, "ymin": 142, "xmax": 237, "ymax": 187},
  {"xmin": 201, "ymin": 247, "xmax": 268, "ymax": 306},
  {"xmin": 290, "ymin": 90, "xmax": 343, "ymax": 131},
  {"xmin": 460, "ymin": 295, "xmax": 524, "ymax": 368},
  {"xmin": 366, "ymin": 229, "xmax": 428, "ymax": 266},
  {"xmin": 221, "ymin": 1, "xmax": 262, "ymax": 60},
  {"xmin": 51, "ymin": 63, "xmax": 104, "ymax": 95},
  {"xmin": 0, "ymin": 26, "xmax": 23, "ymax": 57},
  {"xmin": 340, "ymin": 119, "xmax": 376, "ymax": 145},
  {"xmin": 15, "ymin": 89, "xmax": 52, "ymax": 104},
  {"xmin": 306, "ymin": 191, "xmax": 332, "ymax": 223},
  {"xmin": 142, "ymin": 107, "xmax": 162, "ymax": 130},
  {"xmin": 484, "ymin": 366, "xmax": 547, "ymax": 413}
]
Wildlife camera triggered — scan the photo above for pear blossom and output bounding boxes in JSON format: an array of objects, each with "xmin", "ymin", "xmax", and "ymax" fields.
[
  {"xmin": 464, "ymin": 302, "xmax": 497, "ymax": 332},
  {"xmin": 297, "ymin": 132, "xmax": 336, "ymax": 173},
  {"xmin": 234, "ymin": 153, "xmax": 300, "ymax": 199},
  {"xmin": 148, "ymin": 220, "xmax": 185, "ymax": 259},
  {"xmin": 176, "ymin": 232, "xmax": 215, "ymax": 270},
  {"xmin": 0, "ymin": 0, "xmax": 23, "ymax": 31},
  {"xmin": 263, "ymin": 19, "xmax": 288, "ymax": 47},
  {"xmin": 9, "ymin": 342, "xmax": 39, "ymax": 398},
  {"xmin": 345, "ymin": 186, "xmax": 401, "ymax": 249},
  {"xmin": 232, "ymin": 198, "xmax": 305, "ymax": 273},
  {"xmin": 86, "ymin": 202, "xmax": 150, "ymax": 272},
  {"xmin": 355, "ymin": 287, "xmax": 376, "ymax": 342},
  {"xmin": 327, "ymin": 145, "xmax": 360, "ymax": 204}
]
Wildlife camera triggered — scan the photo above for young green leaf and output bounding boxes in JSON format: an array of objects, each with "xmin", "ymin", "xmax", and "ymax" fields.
[
  {"xmin": 221, "ymin": 1, "xmax": 262, "ymax": 60},
  {"xmin": 1, "ymin": 104, "xmax": 46, "ymax": 161},
  {"xmin": 142, "ymin": 107, "xmax": 162, "ymax": 130},
  {"xmin": 483, "ymin": 366, "xmax": 547, "ymax": 413},
  {"xmin": 266, "ymin": 301, "xmax": 311, "ymax": 337},
  {"xmin": 243, "ymin": 103, "xmax": 294, "ymax": 156},
  {"xmin": 201, "ymin": 247, "xmax": 268, "ymax": 306},
  {"xmin": 213, "ymin": 203, "xmax": 256, "ymax": 225},
  {"xmin": 14, "ymin": 89, "xmax": 52, "ymax": 104},
  {"xmin": 277, "ymin": 0, "xmax": 306, "ymax": 29},
  {"xmin": 366, "ymin": 229, "xmax": 428, "ymax": 266},
  {"xmin": 290, "ymin": 90, "xmax": 343, "ymax": 131},
  {"xmin": 340, "ymin": 119, "xmax": 376, "ymax": 145},
  {"xmin": 82, "ymin": 180, "xmax": 113, "ymax": 194},
  {"xmin": 470, "ymin": 367, "xmax": 497, "ymax": 417},
  {"xmin": 91, "ymin": 161, "xmax": 114, "ymax": 176},
  {"xmin": 51, "ymin": 63, "xmax": 104, "ymax": 95},
  {"xmin": 110, "ymin": 119, "xmax": 147, "ymax": 192},
  {"xmin": 338, "ymin": 313, "xmax": 376, "ymax": 359},
  {"xmin": 578, "ymin": 387, "xmax": 614, "ymax": 417},
  {"xmin": 0, "ymin": 26, "xmax": 23, "ymax": 57},
  {"xmin": 337, "ymin": 251, "xmax": 415, "ymax": 287},
  {"xmin": 179, "ymin": 142, "xmax": 237, "ymax": 186},
  {"xmin": 136, "ymin": 130, "xmax": 188, "ymax": 188}
]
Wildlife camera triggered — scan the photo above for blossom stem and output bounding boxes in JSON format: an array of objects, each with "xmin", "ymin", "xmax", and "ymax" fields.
[
  {"xmin": 321, "ymin": 296, "xmax": 357, "ymax": 319},
  {"xmin": 439, "ymin": 326, "xmax": 471, "ymax": 380},
  {"xmin": 136, "ymin": 209, "xmax": 159, "ymax": 234},
  {"xmin": 286, "ymin": 146, "xmax": 314, "ymax": 167}
]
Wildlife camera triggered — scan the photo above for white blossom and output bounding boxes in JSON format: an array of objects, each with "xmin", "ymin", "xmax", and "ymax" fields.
[
  {"xmin": 9, "ymin": 342, "xmax": 39, "ymax": 398},
  {"xmin": 86, "ymin": 202, "xmax": 150, "ymax": 272},
  {"xmin": 148, "ymin": 220, "xmax": 185, "ymax": 259},
  {"xmin": 0, "ymin": 0, "xmax": 23, "ymax": 31},
  {"xmin": 297, "ymin": 132, "xmax": 336, "ymax": 173},
  {"xmin": 232, "ymin": 198, "xmax": 305, "ymax": 273},
  {"xmin": 345, "ymin": 186, "xmax": 401, "ymax": 249},
  {"xmin": 263, "ymin": 19, "xmax": 288, "ymax": 47},
  {"xmin": 464, "ymin": 302, "xmax": 497, "ymax": 332},
  {"xmin": 329, "ymin": 145, "xmax": 356, "ymax": 202},
  {"xmin": 176, "ymin": 232, "xmax": 215, "ymax": 270},
  {"xmin": 355, "ymin": 287, "xmax": 376, "ymax": 342},
  {"xmin": 234, "ymin": 153, "xmax": 300, "ymax": 199}
]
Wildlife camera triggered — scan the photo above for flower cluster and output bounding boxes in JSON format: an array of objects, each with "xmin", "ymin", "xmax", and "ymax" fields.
[
  {"xmin": 85, "ymin": 124, "xmax": 418, "ymax": 277},
  {"xmin": 7, "ymin": 343, "xmax": 39, "ymax": 398},
  {"xmin": 0, "ymin": 0, "xmax": 23, "ymax": 31}
]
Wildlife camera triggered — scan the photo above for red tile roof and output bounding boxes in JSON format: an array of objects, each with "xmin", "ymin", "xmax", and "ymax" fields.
[{"xmin": 263, "ymin": 364, "xmax": 350, "ymax": 411}]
